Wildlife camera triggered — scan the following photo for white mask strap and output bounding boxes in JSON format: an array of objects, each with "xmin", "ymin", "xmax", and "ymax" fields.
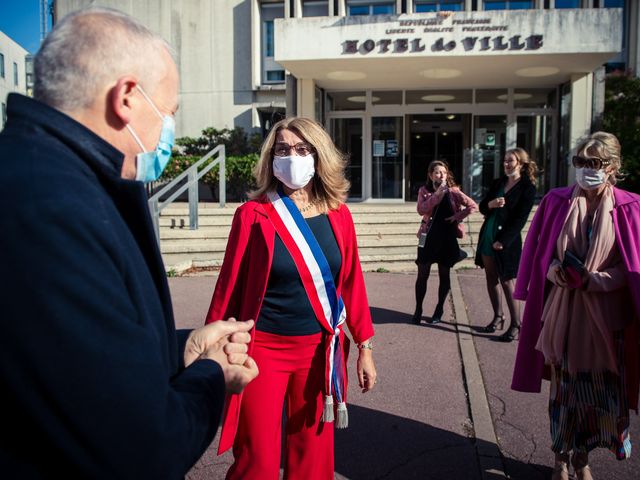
[
  {"xmin": 136, "ymin": 85, "xmax": 164, "ymax": 119},
  {"xmin": 126, "ymin": 123, "xmax": 147, "ymax": 152}
]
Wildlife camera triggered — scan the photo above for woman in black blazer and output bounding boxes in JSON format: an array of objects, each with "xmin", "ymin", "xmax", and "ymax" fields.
[{"xmin": 475, "ymin": 148, "xmax": 538, "ymax": 341}]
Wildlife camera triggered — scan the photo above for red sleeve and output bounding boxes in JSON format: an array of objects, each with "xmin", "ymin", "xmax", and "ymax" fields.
[
  {"xmin": 338, "ymin": 205, "xmax": 375, "ymax": 343},
  {"xmin": 205, "ymin": 206, "xmax": 252, "ymax": 324}
]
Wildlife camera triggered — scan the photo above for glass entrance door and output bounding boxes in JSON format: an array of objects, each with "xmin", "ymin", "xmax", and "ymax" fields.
[
  {"xmin": 371, "ymin": 116, "xmax": 403, "ymax": 199},
  {"xmin": 407, "ymin": 114, "xmax": 466, "ymax": 200},
  {"xmin": 331, "ymin": 117, "xmax": 363, "ymax": 199},
  {"xmin": 469, "ymin": 115, "xmax": 507, "ymax": 201}
]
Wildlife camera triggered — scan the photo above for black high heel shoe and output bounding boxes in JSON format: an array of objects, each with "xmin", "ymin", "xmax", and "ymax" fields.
[
  {"xmin": 497, "ymin": 325, "xmax": 520, "ymax": 342},
  {"xmin": 481, "ymin": 315, "xmax": 504, "ymax": 333},
  {"xmin": 412, "ymin": 308, "xmax": 423, "ymax": 325},
  {"xmin": 427, "ymin": 306, "xmax": 443, "ymax": 325}
]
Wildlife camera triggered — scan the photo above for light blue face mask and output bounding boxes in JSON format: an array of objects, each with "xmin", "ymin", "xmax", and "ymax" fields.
[{"xmin": 126, "ymin": 86, "xmax": 175, "ymax": 183}]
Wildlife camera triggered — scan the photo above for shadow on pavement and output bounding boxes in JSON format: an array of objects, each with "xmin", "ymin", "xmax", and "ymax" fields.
[{"xmin": 334, "ymin": 404, "xmax": 550, "ymax": 480}]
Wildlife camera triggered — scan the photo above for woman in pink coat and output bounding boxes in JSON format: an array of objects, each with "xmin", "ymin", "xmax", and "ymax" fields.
[
  {"xmin": 512, "ymin": 132, "xmax": 640, "ymax": 480},
  {"xmin": 412, "ymin": 160, "xmax": 477, "ymax": 324}
]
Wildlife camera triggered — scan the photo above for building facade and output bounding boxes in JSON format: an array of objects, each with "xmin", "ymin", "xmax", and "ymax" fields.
[
  {"xmin": 53, "ymin": 0, "xmax": 633, "ymax": 201},
  {"xmin": 0, "ymin": 31, "xmax": 29, "ymax": 130}
]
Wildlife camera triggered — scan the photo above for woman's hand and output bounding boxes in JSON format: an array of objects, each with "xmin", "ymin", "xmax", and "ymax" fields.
[
  {"xmin": 492, "ymin": 241, "xmax": 504, "ymax": 251},
  {"xmin": 357, "ymin": 347, "xmax": 377, "ymax": 393},
  {"xmin": 489, "ymin": 197, "xmax": 505, "ymax": 209},
  {"xmin": 547, "ymin": 259, "xmax": 568, "ymax": 287}
]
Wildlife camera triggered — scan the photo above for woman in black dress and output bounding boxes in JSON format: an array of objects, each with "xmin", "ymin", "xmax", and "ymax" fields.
[
  {"xmin": 475, "ymin": 147, "xmax": 537, "ymax": 341},
  {"xmin": 413, "ymin": 160, "xmax": 477, "ymax": 324}
]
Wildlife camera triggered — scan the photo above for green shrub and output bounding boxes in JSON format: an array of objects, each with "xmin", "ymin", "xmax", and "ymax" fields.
[
  {"xmin": 604, "ymin": 73, "xmax": 640, "ymax": 193},
  {"xmin": 160, "ymin": 153, "xmax": 259, "ymax": 202}
]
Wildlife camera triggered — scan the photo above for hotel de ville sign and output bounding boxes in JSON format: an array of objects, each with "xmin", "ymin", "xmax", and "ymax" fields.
[{"xmin": 341, "ymin": 14, "xmax": 544, "ymax": 56}]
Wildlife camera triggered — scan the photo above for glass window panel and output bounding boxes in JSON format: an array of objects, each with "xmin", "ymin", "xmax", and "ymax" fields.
[
  {"xmin": 514, "ymin": 88, "xmax": 556, "ymax": 108},
  {"xmin": 348, "ymin": 5, "xmax": 369, "ymax": 15},
  {"xmin": 406, "ymin": 89, "xmax": 472, "ymax": 103},
  {"xmin": 517, "ymin": 115, "xmax": 552, "ymax": 195},
  {"xmin": 0, "ymin": 53, "xmax": 4, "ymax": 78},
  {"xmin": 331, "ymin": 118, "xmax": 363, "ymax": 198},
  {"xmin": 326, "ymin": 91, "xmax": 367, "ymax": 111},
  {"xmin": 372, "ymin": 116, "xmax": 403, "ymax": 199},
  {"xmin": 604, "ymin": 0, "xmax": 624, "ymax": 6},
  {"xmin": 302, "ymin": 1, "xmax": 329, "ymax": 16},
  {"xmin": 266, "ymin": 70, "xmax": 285, "ymax": 82},
  {"xmin": 554, "ymin": 0, "xmax": 580, "ymax": 7},
  {"xmin": 484, "ymin": 1, "xmax": 507, "ymax": 9},
  {"xmin": 372, "ymin": 4, "xmax": 395, "ymax": 14},
  {"xmin": 372, "ymin": 90, "xmax": 403, "ymax": 105},
  {"xmin": 415, "ymin": 1, "xmax": 464, "ymax": 11},
  {"xmin": 13, "ymin": 62, "xmax": 18, "ymax": 86},
  {"xmin": 476, "ymin": 89, "xmax": 508, "ymax": 103},
  {"xmin": 470, "ymin": 115, "xmax": 507, "ymax": 200},
  {"xmin": 484, "ymin": 0, "xmax": 533, "ymax": 8},
  {"xmin": 264, "ymin": 21, "xmax": 274, "ymax": 57}
]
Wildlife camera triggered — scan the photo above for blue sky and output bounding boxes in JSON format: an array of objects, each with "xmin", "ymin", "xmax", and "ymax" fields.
[{"xmin": 0, "ymin": 0, "xmax": 48, "ymax": 54}]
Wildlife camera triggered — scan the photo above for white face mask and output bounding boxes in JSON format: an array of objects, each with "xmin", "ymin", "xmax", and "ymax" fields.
[
  {"xmin": 575, "ymin": 167, "xmax": 607, "ymax": 190},
  {"xmin": 273, "ymin": 154, "xmax": 315, "ymax": 190},
  {"xmin": 506, "ymin": 168, "xmax": 521, "ymax": 178}
]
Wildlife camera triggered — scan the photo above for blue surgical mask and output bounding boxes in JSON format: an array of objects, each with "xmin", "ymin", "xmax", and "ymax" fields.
[
  {"xmin": 126, "ymin": 86, "xmax": 175, "ymax": 183},
  {"xmin": 575, "ymin": 167, "xmax": 607, "ymax": 190}
]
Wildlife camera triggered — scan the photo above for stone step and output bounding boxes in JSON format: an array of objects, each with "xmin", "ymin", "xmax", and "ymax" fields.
[{"xmin": 158, "ymin": 202, "xmax": 537, "ymax": 272}]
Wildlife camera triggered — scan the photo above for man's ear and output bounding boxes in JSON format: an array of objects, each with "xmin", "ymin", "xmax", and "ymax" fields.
[{"xmin": 110, "ymin": 76, "xmax": 139, "ymax": 125}]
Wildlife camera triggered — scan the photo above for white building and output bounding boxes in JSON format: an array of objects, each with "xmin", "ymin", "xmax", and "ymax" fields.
[
  {"xmin": 54, "ymin": 0, "xmax": 634, "ymax": 200},
  {"xmin": 0, "ymin": 31, "xmax": 29, "ymax": 130}
]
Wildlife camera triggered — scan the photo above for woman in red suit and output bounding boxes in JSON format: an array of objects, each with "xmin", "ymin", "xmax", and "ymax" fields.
[{"xmin": 205, "ymin": 117, "xmax": 377, "ymax": 480}]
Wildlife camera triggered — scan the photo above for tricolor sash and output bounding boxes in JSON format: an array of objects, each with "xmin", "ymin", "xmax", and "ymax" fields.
[{"xmin": 264, "ymin": 189, "xmax": 349, "ymax": 427}]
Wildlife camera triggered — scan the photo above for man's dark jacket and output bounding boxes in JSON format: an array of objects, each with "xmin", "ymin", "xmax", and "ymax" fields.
[{"xmin": 0, "ymin": 94, "xmax": 224, "ymax": 478}]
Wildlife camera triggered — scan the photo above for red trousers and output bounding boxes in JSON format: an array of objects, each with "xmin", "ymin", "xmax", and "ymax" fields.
[{"xmin": 226, "ymin": 330, "xmax": 334, "ymax": 480}]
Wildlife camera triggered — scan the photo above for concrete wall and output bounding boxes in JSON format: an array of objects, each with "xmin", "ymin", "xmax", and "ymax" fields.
[
  {"xmin": 54, "ymin": 0, "xmax": 267, "ymax": 137},
  {"xmin": 0, "ymin": 31, "xmax": 29, "ymax": 130}
]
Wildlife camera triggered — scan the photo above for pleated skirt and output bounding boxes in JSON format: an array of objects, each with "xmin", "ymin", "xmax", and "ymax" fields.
[{"xmin": 548, "ymin": 332, "xmax": 632, "ymax": 459}]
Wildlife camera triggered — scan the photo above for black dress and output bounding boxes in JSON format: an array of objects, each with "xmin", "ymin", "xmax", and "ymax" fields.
[{"xmin": 416, "ymin": 192, "xmax": 460, "ymax": 267}]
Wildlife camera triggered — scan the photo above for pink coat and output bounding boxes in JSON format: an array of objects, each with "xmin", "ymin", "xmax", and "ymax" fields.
[
  {"xmin": 512, "ymin": 185, "xmax": 640, "ymax": 410},
  {"xmin": 416, "ymin": 185, "xmax": 478, "ymax": 238}
]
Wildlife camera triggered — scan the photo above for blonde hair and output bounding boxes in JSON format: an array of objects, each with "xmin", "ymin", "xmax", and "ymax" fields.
[
  {"xmin": 505, "ymin": 147, "xmax": 538, "ymax": 184},
  {"xmin": 249, "ymin": 117, "xmax": 350, "ymax": 211},
  {"xmin": 426, "ymin": 160, "xmax": 457, "ymax": 191},
  {"xmin": 576, "ymin": 131, "xmax": 623, "ymax": 185}
]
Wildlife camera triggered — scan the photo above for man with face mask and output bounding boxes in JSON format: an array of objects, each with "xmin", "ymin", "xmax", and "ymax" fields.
[{"xmin": 0, "ymin": 7, "xmax": 258, "ymax": 478}]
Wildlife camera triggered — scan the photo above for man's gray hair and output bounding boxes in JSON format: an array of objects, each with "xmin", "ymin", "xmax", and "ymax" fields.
[{"xmin": 34, "ymin": 7, "xmax": 173, "ymax": 112}]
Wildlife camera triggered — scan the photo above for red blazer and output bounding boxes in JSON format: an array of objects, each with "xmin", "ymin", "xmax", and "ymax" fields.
[{"xmin": 205, "ymin": 197, "xmax": 375, "ymax": 453}]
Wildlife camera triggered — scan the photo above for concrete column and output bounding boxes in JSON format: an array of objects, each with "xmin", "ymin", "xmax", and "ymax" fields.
[
  {"xmin": 338, "ymin": 0, "xmax": 346, "ymax": 17},
  {"xmin": 506, "ymin": 113, "xmax": 517, "ymax": 150},
  {"xmin": 284, "ymin": 0, "xmax": 291, "ymax": 18},
  {"xmin": 406, "ymin": 0, "xmax": 413, "ymax": 14},
  {"xmin": 294, "ymin": 0, "xmax": 302, "ymax": 18},
  {"xmin": 251, "ymin": 0, "xmax": 261, "ymax": 88},
  {"xmin": 396, "ymin": 0, "xmax": 403, "ymax": 14},
  {"xmin": 297, "ymin": 78, "xmax": 316, "ymax": 119},
  {"xmin": 629, "ymin": 0, "xmax": 640, "ymax": 77},
  {"xmin": 286, "ymin": 74, "xmax": 298, "ymax": 117},
  {"xmin": 568, "ymin": 73, "xmax": 593, "ymax": 179},
  {"xmin": 465, "ymin": 0, "xmax": 473, "ymax": 11}
]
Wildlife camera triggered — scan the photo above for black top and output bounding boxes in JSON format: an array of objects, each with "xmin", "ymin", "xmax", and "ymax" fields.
[
  {"xmin": 474, "ymin": 175, "xmax": 537, "ymax": 280},
  {"xmin": 257, "ymin": 214, "xmax": 342, "ymax": 336},
  {"xmin": 0, "ymin": 94, "xmax": 224, "ymax": 478},
  {"xmin": 417, "ymin": 192, "xmax": 460, "ymax": 267}
]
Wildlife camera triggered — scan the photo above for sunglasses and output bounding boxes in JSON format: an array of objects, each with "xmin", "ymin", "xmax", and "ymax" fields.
[
  {"xmin": 571, "ymin": 156, "xmax": 610, "ymax": 171},
  {"xmin": 273, "ymin": 142, "xmax": 315, "ymax": 157}
]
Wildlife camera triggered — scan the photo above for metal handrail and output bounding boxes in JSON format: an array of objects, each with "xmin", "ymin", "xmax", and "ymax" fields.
[{"xmin": 148, "ymin": 144, "xmax": 226, "ymax": 244}]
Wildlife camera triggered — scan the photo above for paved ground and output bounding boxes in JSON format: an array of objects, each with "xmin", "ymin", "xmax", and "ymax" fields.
[{"xmin": 168, "ymin": 270, "xmax": 639, "ymax": 479}]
